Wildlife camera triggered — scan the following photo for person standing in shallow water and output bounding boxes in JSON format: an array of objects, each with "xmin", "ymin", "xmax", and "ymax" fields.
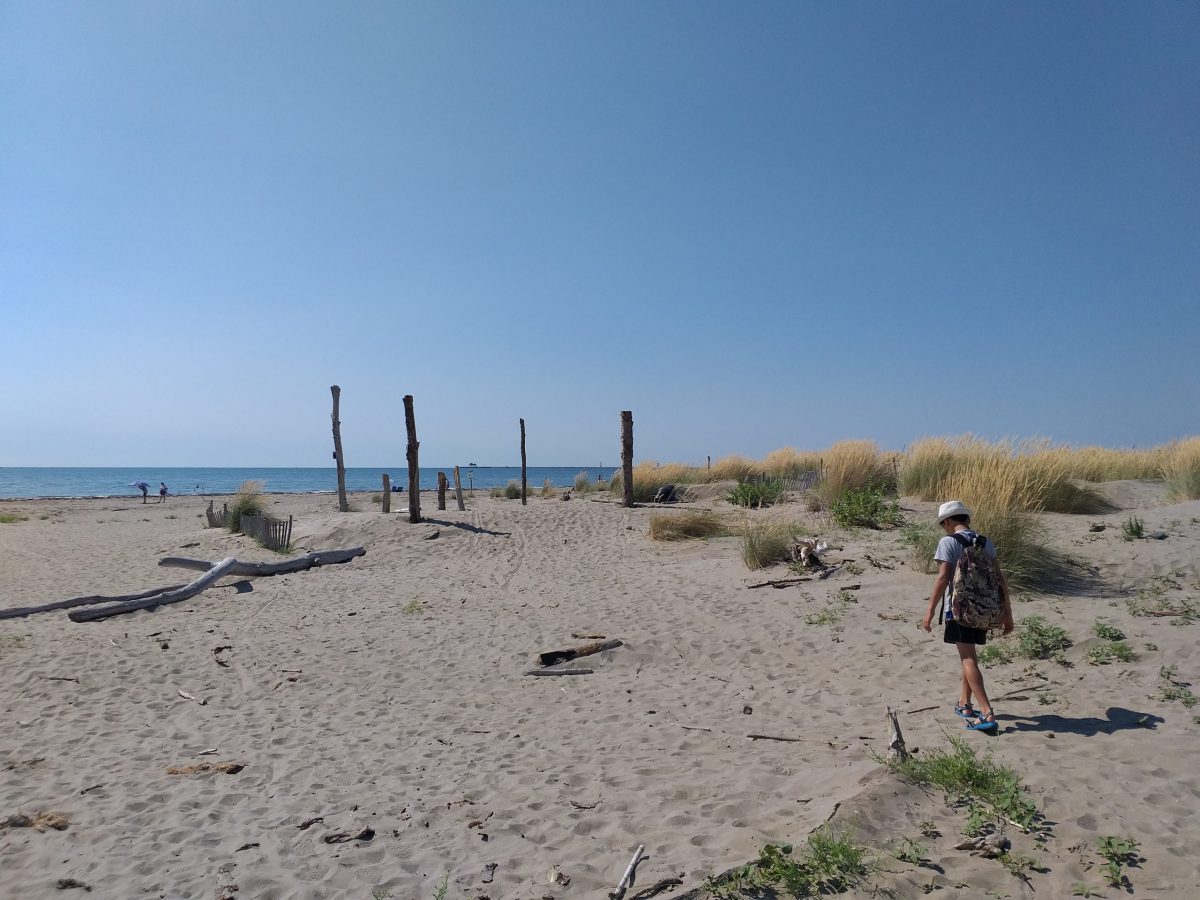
[
  {"xmin": 159, "ymin": 483, "xmax": 168, "ymax": 503},
  {"xmin": 921, "ymin": 501, "xmax": 1013, "ymax": 732}
]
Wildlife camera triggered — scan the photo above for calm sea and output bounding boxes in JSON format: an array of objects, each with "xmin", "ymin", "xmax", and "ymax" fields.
[{"xmin": 0, "ymin": 467, "xmax": 616, "ymax": 500}]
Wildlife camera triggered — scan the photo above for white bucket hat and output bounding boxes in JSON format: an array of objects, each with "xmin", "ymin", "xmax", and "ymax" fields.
[{"xmin": 937, "ymin": 500, "xmax": 971, "ymax": 523}]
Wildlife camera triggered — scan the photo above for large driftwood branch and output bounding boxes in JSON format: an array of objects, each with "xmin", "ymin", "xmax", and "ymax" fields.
[
  {"xmin": 158, "ymin": 547, "xmax": 366, "ymax": 576},
  {"xmin": 0, "ymin": 583, "xmax": 186, "ymax": 621},
  {"xmin": 538, "ymin": 639, "xmax": 622, "ymax": 667},
  {"xmin": 70, "ymin": 558, "xmax": 240, "ymax": 623}
]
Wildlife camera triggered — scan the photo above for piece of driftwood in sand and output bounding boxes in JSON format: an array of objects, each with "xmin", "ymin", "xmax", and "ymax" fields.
[
  {"xmin": 157, "ymin": 547, "xmax": 366, "ymax": 576},
  {"xmin": 886, "ymin": 705, "xmax": 908, "ymax": 762},
  {"xmin": 69, "ymin": 558, "xmax": 239, "ymax": 623},
  {"xmin": 538, "ymin": 639, "xmax": 622, "ymax": 667},
  {"xmin": 437, "ymin": 471, "xmax": 447, "ymax": 510},
  {"xmin": 331, "ymin": 385, "xmax": 349, "ymax": 513},
  {"xmin": 745, "ymin": 576, "xmax": 812, "ymax": 589},
  {"xmin": 523, "ymin": 668, "xmax": 594, "ymax": 676},
  {"xmin": 0, "ymin": 582, "xmax": 186, "ymax": 620},
  {"xmin": 452, "ymin": 466, "xmax": 465, "ymax": 511}
]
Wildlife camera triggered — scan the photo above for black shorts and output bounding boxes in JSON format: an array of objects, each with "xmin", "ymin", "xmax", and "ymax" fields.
[{"xmin": 944, "ymin": 620, "xmax": 988, "ymax": 645}]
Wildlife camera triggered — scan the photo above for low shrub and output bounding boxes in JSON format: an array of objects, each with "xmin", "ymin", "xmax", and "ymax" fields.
[
  {"xmin": 728, "ymin": 479, "xmax": 784, "ymax": 508},
  {"xmin": 573, "ymin": 471, "xmax": 595, "ymax": 494},
  {"xmin": 708, "ymin": 830, "xmax": 866, "ymax": 898},
  {"xmin": 1093, "ymin": 619, "xmax": 1126, "ymax": 641},
  {"xmin": 503, "ymin": 480, "xmax": 521, "ymax": 500},
  {"xmin": 1087, "ymin": 642, "xmax": 1137, "ymax": 665},
  {"xmin": 1016, "ymin": 615, "xmax": 1071, "ymax": 659},
  {"xmin": 829, "ymin": 486, "xmax": 904, "ymax": 529}
]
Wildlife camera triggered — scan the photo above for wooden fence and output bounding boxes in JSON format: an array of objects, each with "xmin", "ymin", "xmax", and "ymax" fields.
[{"xmin": 205, "ymin": 501, "xmax": 293, "ymax": 552}]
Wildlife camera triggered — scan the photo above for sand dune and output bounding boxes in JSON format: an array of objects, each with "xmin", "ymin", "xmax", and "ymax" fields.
[{"xmin": 2, "ymin": 486, "xmax": 1199, "ymax": 898}]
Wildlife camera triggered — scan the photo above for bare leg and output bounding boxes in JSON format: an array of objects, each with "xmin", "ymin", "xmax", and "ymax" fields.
[
  {"xmin": 957, "ymin": 643, "xmax": 992, "ymax": 714},
  {"xmin": 959, "ymin": 669, "xmax": 973, "ymax": 709}
]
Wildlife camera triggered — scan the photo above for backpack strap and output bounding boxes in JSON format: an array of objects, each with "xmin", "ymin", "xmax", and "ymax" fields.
[{"xmin": 951, "ymin": 532, "xmax": 972, "ymax": 548}]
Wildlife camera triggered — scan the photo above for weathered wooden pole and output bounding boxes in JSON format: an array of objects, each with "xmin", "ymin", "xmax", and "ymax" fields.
[
  {"xmin": 621, "ymin": 410, "xmax": 634, "ymax": 508},
  {"xmin": 331, "ymin": 385, "xmax": 349, "ymax": 512},
  {"xmin": 381, "ymin": 474, "xmax": 391, "ymax": 513},
  {"xmin": 520, "ymin": 418, "xmax": 528, "ymax": 506},
  {"xmin": 437, "ymin": 471, "xmax": 447, "ymax": 510},
  {"xmin": 452, "ymin": 466, "xmax": 466, "ymax": 511},
  {"xmin": 403, "ymin": 394, "xmax": 421, "ymax": 523}
]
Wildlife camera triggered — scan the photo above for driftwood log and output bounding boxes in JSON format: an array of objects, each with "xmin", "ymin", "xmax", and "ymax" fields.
[
  {"xmin": 70, "ymin": 558, "xmax": 239, "ymax": 623},
  {"xmin": 524, "ymin": 668, "xmax": 593, "ymax": 676},
  {"xmin": 538, "ymin": 639, "xmax": 622, "ymax": 667},
  {"xmin": 66, "ymin": 548, "xmax": 366, "ymax": 623},
  {"xmin": 0, "ymin": 583, "xmax": 186, "ymax": 620},
  {"xmin": 158, "ymin": 547, "xmax": 366, "ymax": 575}
]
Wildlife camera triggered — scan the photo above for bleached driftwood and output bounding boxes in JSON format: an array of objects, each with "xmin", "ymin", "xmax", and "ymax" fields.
[
  {"xmin": 538, "ymin": 639, "xmax": 622, "ymax": 667},
  {"xmin": 158, "ymin": 547, "xmax": 365, "ymax": 575},
  {"xmin": 524, "ymin": 668, "xmax": 593, "ymax": 676},
  {"xmin": 69, "ymin": 558, "xmax": 239, "ymax": 623},
  {"xmin": 609, "ymin": 843, "xmax": 645, "ymax": 900},
  {"xmin": 746, "ymin": 576, "xmax": 812, "ymax": 589},
  {"xmin": 0, "ymin": 583, "xmax": 186, "ymax": 620},
  {"xmin": 886, "ymin": 706, "xmax": 908, "ymax": 762}
]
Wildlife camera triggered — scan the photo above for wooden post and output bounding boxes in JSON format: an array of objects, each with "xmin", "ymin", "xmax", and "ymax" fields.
[
  {"xmin": 382, "ymin": 474, "xmax": 391, "ymax": 513},
  {"xmin": 453, "ymin": 466, "xmax": 465, "ymax": 511},
  {"xmin": 520, "ymin": 418, "xmax": 527, "ymax": 506},
  {"xmin": 707, "ymin": 455, "xmax": 711, "ymax": 470},
  {"xmin": 331, "ymin": 385, "xmax": 349, "ymax": 512},
  {"xmin": 437, "ymin": 472, "xmax": 447, "ymax": 510},
  {"xmin": 621, "ymin": 410, "xmax": 634, "ymax": 508},
  {"xmin": 404, "ymin": 394, "xmax": 421, "ymax": 523}
]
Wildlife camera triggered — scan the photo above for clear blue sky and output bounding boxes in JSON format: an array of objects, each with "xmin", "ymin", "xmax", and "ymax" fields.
[{"xmin": 3, "ymin": 2, "xmax": 1197, "ymax": 467}]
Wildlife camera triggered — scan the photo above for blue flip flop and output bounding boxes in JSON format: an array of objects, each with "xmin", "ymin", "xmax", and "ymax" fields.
[
  {"xmin": 966, "ymin": 712, "xmax": 998, "ymax": 732},
  {"xmin": 954, "ymin": 704, "xmax": 978, "ymax": 719}
]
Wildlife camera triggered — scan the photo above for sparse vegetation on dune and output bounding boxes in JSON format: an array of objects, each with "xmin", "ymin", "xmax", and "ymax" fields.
[
  {"xmin": 740, "ymin": 519, "xmax": 801, "ymax": 569},
  {"xmin": 816, "ymin": 440, "xmax": 896, "ymax": 507}
]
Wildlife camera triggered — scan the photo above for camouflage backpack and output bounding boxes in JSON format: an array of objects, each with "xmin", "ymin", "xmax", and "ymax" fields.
[{"xmin": 949, "ymin": 532, "xmax": 1005, "ymax": 629}]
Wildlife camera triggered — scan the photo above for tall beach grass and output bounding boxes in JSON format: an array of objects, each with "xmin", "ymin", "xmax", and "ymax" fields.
[{"xmin": 1163, "ymin": 438, "xmax": 1200, "ymax": 501}]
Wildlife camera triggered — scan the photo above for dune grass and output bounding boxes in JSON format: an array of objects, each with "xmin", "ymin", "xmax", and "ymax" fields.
[
  {"xmin": 816, "ymin": 440, "xmax": 896, "ymax": 507},
  {"xmin": 740, "ymin": 519, "xmax": 801, "ymax": 569},
  {"xmin": 648, "ymin": 510, "xmax": 730, "ymax": 541},
  {"xmin": 1163, "ymin": 437, "xmax": 1200, "ymax": 500},
  {"xmin": 228, "ymin": 480, "xmax": 266, "ymax": 532},
  {"xmin": 0, "ymin": 513, "xmax": 27, "ymax": 524}
]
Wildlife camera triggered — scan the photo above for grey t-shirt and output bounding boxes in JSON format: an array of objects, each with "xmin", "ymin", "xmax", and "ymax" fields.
[{"xmin": 934, "ymin": 529, "xmax": 997, "ymax": 622}]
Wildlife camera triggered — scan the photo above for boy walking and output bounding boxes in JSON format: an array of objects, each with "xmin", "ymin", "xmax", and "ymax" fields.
[{"xmin": 921, "ymin": 501, "xmax": 1013, "ymax": 732}]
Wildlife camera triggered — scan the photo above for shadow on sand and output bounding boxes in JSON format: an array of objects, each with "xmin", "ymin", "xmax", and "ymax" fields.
[
  {"xmin": 422, "ymin": 518, "xmax": 511, "ymax": 537},
  {"xmin": 1002, "ymin": 706, "xmax": 1164, "ymax": 737}
]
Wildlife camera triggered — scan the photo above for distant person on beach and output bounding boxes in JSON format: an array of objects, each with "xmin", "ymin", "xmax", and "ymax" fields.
[
  {"xmin": 159, "ymin": 483, "xmax": 168, "ymax": 503},
  {"xmin": 920, "ymin": 501, "xmax": 1013, "ymax": 732},
  {"xmin": 134, "ymin": 481, "xmax": 149, "ymax": 503}
]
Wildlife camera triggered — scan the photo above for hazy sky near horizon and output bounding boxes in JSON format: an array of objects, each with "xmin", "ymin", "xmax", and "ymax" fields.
[{"xmin": 3, "ymin": 2, "xmax": 1198, "ymax": 467}]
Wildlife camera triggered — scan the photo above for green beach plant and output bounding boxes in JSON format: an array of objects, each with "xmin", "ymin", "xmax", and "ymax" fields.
[
  {"xmin": 0, "ymin": 513, "xmax": 27, "ymax": 524},
  {"xmin": 1097, "ymin": 836, "xmax": 1141, "ymax": 888},
  {"xmin": 727, "ymin": 479, "xmax": 784, "ymax": 508},
  {"xmin": 883, "ymin": 734, "xmax": 1039, "ymax": 832},
  {"xmin": 1121, "ymin": 516, "xmax": 1145, "ymax": 541},
  {"xmin": 1087, "ymin": 642, "xmax": 1137, "ymax": 665},
  {"xmin": 1093, "ymin": 619, "xmax": 1126, "ymax": 641},
  {"xmin": 829, "ymin": 485, "xmax": 903, "ymax": 529},
  {"xmin": 707, "ymin": 830, "xmax": 867, "ymax": 898}
]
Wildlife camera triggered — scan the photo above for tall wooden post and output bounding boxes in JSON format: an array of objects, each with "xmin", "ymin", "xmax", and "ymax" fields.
[
  {"xmin": 437, "ymin": 472, "xmax": 447, "ymax": 510},
  {"xmin": 403, "ymin": 394, "xmax": 421, "ymax": 523},
  {"xmin": 331, "ymin": 385, "xmax": 349, "ymax": 512},
  {"xmin": 382, "ymin": 474, "xmax": 391, "ymax": 513},
  {"xmin": 621, "ymin": 410, "xmax": 634, "ymax": 508},
  {"xmin": 452, "ymin": 466, "xmax": 465, "ymax": 511},
  {"xmin": 520, "ymin": 418, "xmax": 528, "ymax": 506}
]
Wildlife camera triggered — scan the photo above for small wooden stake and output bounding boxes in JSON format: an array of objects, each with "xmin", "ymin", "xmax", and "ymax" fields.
[
  {"xmin": 381, "ymin": 474, "xmax": 391, "ymax": 514},
  {"xmin": 520, "ymin": 418, "xmax": 527, "ymax": 505},
  {"xmin": 437, "ymin": 472, "xmax": 447, "ymax": 510},
  {"xmin": 403, "ymin": 394, "xmax": 421, "ymax": 524},
  {"xmin": 452, "ymin": 466, "xmax": 465, "ymax": 511},
  {"xmin": 621, "ymin": 410, "xmax": 633, "ymax": 508},
  {"xmin": 331, "ymin": 385, "xmax": 348, "ymax": 513}
]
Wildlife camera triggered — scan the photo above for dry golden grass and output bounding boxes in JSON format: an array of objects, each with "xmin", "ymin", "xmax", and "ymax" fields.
[
  {"xmin": 762, "ymin": 447, "xmax": 823, "ymax": 478},
  {"xmin": 1163, "ymin": 437, "xmax": 1200, "ymax": 500},
  {"xmin": 816, "ymin": 440, "xmax": 895, "ymax": 506},
  {"xmin": 739, "ymin": 518, "xmax": 801, "ymax": 569},
  {"xmin": 648, "ymin": 510, "xmax": 731, "ymax": 542}
]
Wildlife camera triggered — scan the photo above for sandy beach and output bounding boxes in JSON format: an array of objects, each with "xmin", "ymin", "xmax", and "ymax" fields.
[{"xmin": 2, "ymin": 485, "xmax": 1199, "ymax": 899}]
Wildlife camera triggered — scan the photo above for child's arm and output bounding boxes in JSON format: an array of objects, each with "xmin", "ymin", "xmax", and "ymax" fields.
[
  {"xmin": 997, "ymin": 566, "xmax": 1014, "ymax": 634},
  {"xmin": 922, "ymin": 562, "xmax": 953, "ymax": 631}
]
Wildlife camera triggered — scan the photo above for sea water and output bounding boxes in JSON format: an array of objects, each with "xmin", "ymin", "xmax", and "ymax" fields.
[{"xmin": 0, "ymin": 467, "xmax": 617, "ymax": 500}]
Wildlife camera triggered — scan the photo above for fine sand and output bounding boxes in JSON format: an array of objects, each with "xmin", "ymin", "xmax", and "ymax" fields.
[{"xmin": 2, "ymin": 485, "xmax": 1199, "ymax": 899}]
